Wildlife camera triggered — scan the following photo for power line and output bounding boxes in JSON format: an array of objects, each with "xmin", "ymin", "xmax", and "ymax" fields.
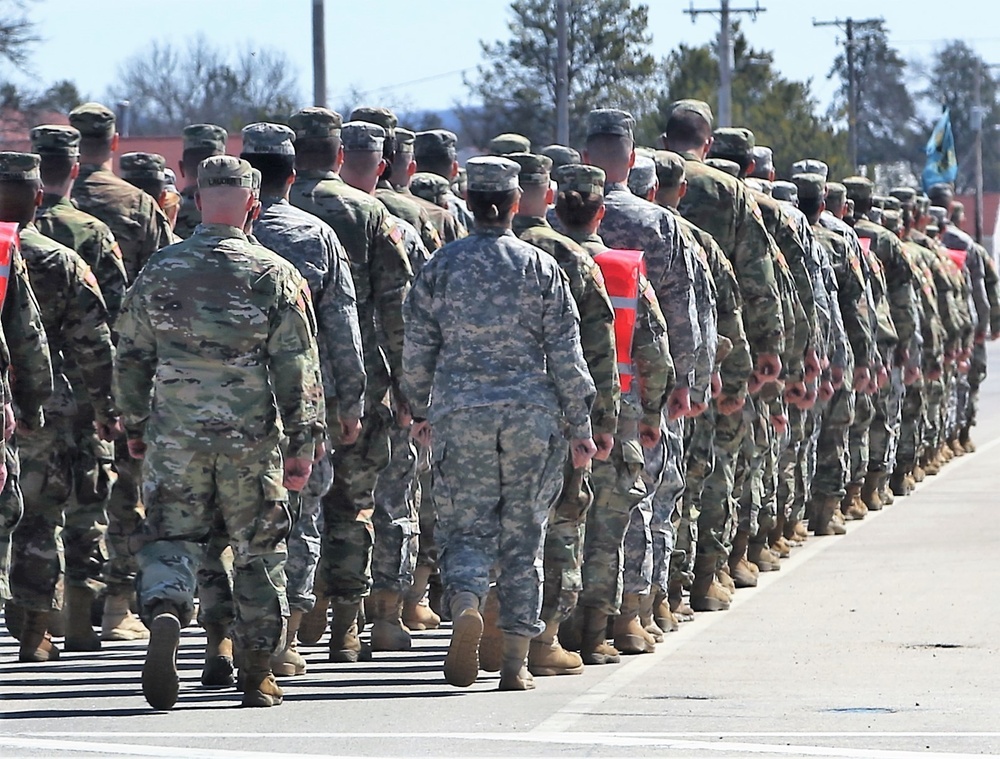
[{"xmin": 330, "ymin": 67, "xmax": 474, "ymax": 103}]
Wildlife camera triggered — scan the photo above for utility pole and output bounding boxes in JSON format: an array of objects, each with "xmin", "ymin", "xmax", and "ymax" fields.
[
  {"xmin": 974, "ymin": 63, "xmax": 986, "ymax": 243},
  {"xmin": 312, "ymin": 0, "xmax": 327, "ymax": 107},
  {"xmin": 685, "ymin": 1, "xmax": 765, "ymax": 128},
  {"xmin": 813, "ymin": 16, "xmax": 882, "ymax": 171},
  {"xmin": 555, "ymin": 0, "xmax": 569, "ymax": 145}
]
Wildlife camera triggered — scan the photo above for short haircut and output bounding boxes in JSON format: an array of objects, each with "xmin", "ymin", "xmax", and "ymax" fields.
[
  {"xmin": 242, "ymin": 153, "xmax": 296, "ymax": 195},
  {"xmin": 662, "ymin": 110, "xmax": 711, "ymax": 151},
  {"xmin": 708, "ymin": 151, "xmax": 751, "ymax": 178},
  {"xmin": 585, "ymin": 133, "xmax": 633, "ymax": 165},
  {"xmin": 799, "ymin": 196, "xmax": 823, "ymax": 220},
  {"xmin": 39, "ymin": 154, "xmax": 76, "ymax": 187},
  {"xmin": 79, "ymin": 134, "xmax": 112, "ymax": 157},
  {"xmin": 415, "ymin": 154, "xmax": 454, "ymax": 178},
  {"xmin": 182, "ymin": 147, "xmax": 218, "ymax": 177},
  {"xmin": 293, "ymin": 136, "xmax": 340, "ymax": 169}
]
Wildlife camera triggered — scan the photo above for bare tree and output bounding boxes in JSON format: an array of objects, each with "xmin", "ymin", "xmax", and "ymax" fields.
[
  {"xmin": 0, "ymin": 0, "xmax": 37, "ymax": 71},
  {"xmin": 107, "ymin": 36, "xmax": 301, "ymax": 135}
]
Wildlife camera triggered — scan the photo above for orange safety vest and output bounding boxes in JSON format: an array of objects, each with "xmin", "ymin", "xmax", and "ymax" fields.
[
  {"xmin": 858, "ymin": 236, "xmax": 872, "ymax": 253},
  {"xmin": 593, "ymin": 248, "xmax": 645, "ymax": 393},
  {"xmin": 0, "ymin": 223, "xmax": 16, "ymax": 315},
  {"xmin": 946, "ymin": 248, "xmax": 967, "ymax": 270}
]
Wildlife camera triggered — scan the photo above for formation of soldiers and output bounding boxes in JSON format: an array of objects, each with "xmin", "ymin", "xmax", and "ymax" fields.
[{"xmin": 0, "ymin": 95, "xmax": 995, "ymax": 709}]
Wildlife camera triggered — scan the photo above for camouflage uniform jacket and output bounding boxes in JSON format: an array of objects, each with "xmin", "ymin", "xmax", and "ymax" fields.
[
  {"xmin": 942, "ymin": 225, "xmax": 991, "ymax": 336},
  {"xmin": 72, "ymin": 165, "xmax": 171, "ymax": 284},
  {"xmin": 402, "ymin": 227, "xmax": 596, "ymax": 439},
  {"xmin": 677, "ymin": 153, "xmax": 784, "ymax": 359},
  {"xmin": 114, "ymin": 223, "xmax": 324, "ymax": 460},
  {"xmin": 571, "ymin": 231, "xmax": 673, "ymax": 429},
  {"xmin": 514, "ymin": 215, "xmax": 620, "ymax": 434},
  {"xmin": 18, "ymin": 224, "xmax": 115, "ymax": 425},
  {"xmin": 172, "ymin": 186, "xmax": 201, "ymax": 240},
  {"xmin": 35, "ymin": 194, "xmax": 128, "ymax": 321},
  {"xmin": 0, "ymin": 235, "xmax": 52, "ymax": 428},
  {"xmin": 902, "ymin": 240, "xmax": 944, "ymax": 370},
  {"xmin": 398, "ymin": 185, "xmax": 467, "ymax": 242},
  {"xmin": 812, "ymin": 223, "xmax": 873, "ymax": 371},
  {"xmin": 250, "ymin": 196, "xmax": 367, "ymax": 424},
  {"xmin": 853, "ymin": 219, "xmax": 917, "ymax": 354},
  {"xmin": 375, "ymin": 180, "xmax": 442, "ymax": 253},
  {"xmin": 290, "ymin": 170, "xmax": 412, "ymax": 412},
  {"xmin": 600, "ymin": 181, "xmax": 701, "ymax": 387}
]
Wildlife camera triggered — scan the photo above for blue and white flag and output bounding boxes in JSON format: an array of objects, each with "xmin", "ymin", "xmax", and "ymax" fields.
[{"xmin": 922, "ymin": 108, "xmax": 958, "ymax": 191}]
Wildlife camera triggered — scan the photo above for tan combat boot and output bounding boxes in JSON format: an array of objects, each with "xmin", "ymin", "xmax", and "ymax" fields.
[
  {"xmin": 654, "ymin": 585, "xmax": 679, "ymax": 632},
  {"xmin": 557, "ymin": 606, "xmax": 583, "ymax": 651},
  {"xmin": 668, "ymin": 585, "xmax": 695, "ymax": 623},
  {"xmin": 64, "ymin": 585, "xmax": 101, "ymax": 652},
  {"xmin": 950, "ymin": 438, "xmax": 965, "ymax": 457},
  {"xmin": 842, "ymin": 484, "xmax": 867, "ymax": 521},
  {"xmin": 478, "ymin": 588, "xmax": 503, "ymax": 672},
  {"xmin": 691, "ymin": 561, "xmax": 732, "ymax": 611},
  {"xmin": 498, "ymin": 633, "xmax": 535, "ymax": 691},
  {"xmin": 811, "ymin": 495, "xmax": 846, "ymax": 536},
  {"xmin": 715, "ymin": 566, "xmax": 736, "ymax": 595},
  {"xmin": 861, "ymin": 471, "xmax": 883, "ymax": 511},
  {"xmin": 638, "ymin": 593, "xmax": 666, "ymax": 642},
  {"xmin": 612, "ymin": 594, "xmax": 654, "ymax": 654},
  {"xmin": 528, "ymin": 619, "xmax": 584, "ymax": 676},
  {"xmin": 271, "ymin": 610, "xmax": 307, "ymax": 677},
  {"xmin": 142, "ymin": 603, "xmax": 182, "ymax": 710},
  {"xmin": 201, "ymin": 622, "xmax": 235, "ymax": 687},
  {"xmin": 771, "ymin": 535, "xmax": 793, "ymax": 558},
  {"xmin": 748, "ymin": 542, "xmax": 781, "ymax": 572},
  {"xmin": 369, "ymin": 589, "xmax": 412, "ymax": 652},
  {"xmin": 101, "ymin": 592, "xmax": 149, "ymax": 641},
  {"xmin": 18, "ymin": 609, "xmax": 60, "ymax": 663},
  {"xmin": 443, "ymin": 591, "xmax": 482, "ymax": 687},
  {"xmin": 728, "ymin": 530, "xmax": 759, "ymax": 587},
  {"xmin": 240, "ymin": 650, "xmax": 284, "ymax": 708},
  {"xmin": 960, "ymin": 426, "xmax": 976, "ymax": 453},
  {"xmin": 328, "ymin": 601, "xmax": 362, "ymax": 663},
  {"xmin": 879, "ymin": 475, "xmax": 894, "ymax": 505},
  {"xmin": 579, "ymin": 606, "xmax": 620, "ymax": 665},
  {"xmin": 402, "ymin": 565, "xmax": 441, "ymax": 631},
  {"xmin": 297, "ymin": 574, "xmax": 328, "ymax": 645}
]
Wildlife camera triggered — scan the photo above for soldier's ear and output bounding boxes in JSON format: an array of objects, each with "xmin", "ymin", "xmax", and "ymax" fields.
[
  {"xmin": 450, "ymin": 159, "xmax": 459, "ymax": 180},
  {"xmin": 679, "ymin": 179, "xmax": 688, "ymax": 201},
  {"xmin": 111, "ymin": 133, "xmax": 120, "ymax": 153},
  {"xmin": 747, "ymin": 159, "xmax": 756, "ymax": 177},
  {"xmin": 406, "ymin": 159, "xmax": 416, "ymax": 179},
  {"xmin": 628, "ymin": 149, "xmax": 636, "ymax": 169},
  {"xmin": 545, "ymin": 185, "xmax": 554, "ymax": 206},
  {"xmin": 178, "ymin": 162, "xmax": 187, "ymax": 180},
  {"xmin": 194, "ymin": 191, "xmax": 202, "ymax": 212},
  {"xmin": 70, "ymin": 163, "xmax": 80, "ymax": 181},
  {"xmin": 596, "ymin": 204, "xmax": 606, "ymax": 222}
]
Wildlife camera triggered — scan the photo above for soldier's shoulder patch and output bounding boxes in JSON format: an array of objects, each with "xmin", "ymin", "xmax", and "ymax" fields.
[
  {"xmin": 110, "ymin": 242, "xmax": 123, "ymax": 260},
  {"xmin": 774, "ymin": 250, "xmax": 788, "ymax": 269},
  {"xmin": 590, "ymin": 265, "xmax": 606, "ymax": 290},
  {"xmin": 642, "ymin": 282, "xmax": 658, "ymax": 306},
  {"xmin": 83, "ymin": 267, "xmax": 99, "ymax": 289},
  {"xmin": 750, "ymin": 200, "xmax": 764, "ymax": 223},
  {"xmin": 387, "ymin": 222, "xmax": 404, "ymax": 245}
]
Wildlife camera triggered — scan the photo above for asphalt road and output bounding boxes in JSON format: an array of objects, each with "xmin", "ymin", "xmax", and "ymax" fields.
[{"xmin": 3, "ymin": 348, "xmax": 1000, "ymax": 758}]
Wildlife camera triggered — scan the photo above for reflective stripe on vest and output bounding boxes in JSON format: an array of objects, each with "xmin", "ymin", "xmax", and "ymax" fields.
[
  {"xmin": 593, "ymin": 248, "xmax": 645, "ymax": 393},
  {"xmin": 0, "ymin": 222, "xmax": 16, "ymax": 316}
]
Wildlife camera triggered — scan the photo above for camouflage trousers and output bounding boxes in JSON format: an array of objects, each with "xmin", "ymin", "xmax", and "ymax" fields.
[
  {"xmin": 653, "ymin": 419, "xmax": 687, "ymax": 592},
  {"xmin": 580, "ymin": 430, "xmax": 647, "ymax": 616},
  {"xmin": 896, "ymin": 383, "xmax": 924, "ymax": 469},
  {"xmin": 847, "ymin": 391, "xmax": 876, "ymax": 487},
  {"xmin": 777, "ymin": 406, "xmax": 810, "ymax": 527},
  {"xmin": 751, "ymin": 400, "xmax": 788, "ymax": 549},
  {"xmin": 416, "ymin": 465, "xmax": 437, "ymax": 569},
  {"xmin": 954, "ymin": 371, "xmax": 971, "ymax": 433},
  {"xmin": 0, "ymin": 445, "xmax": 21, "ymax": 601},
  {"xmin": 737, "ymin": 398, "xmax": 772, "ymax": 540},
  {"xmin": 430, "ymin": 404, "xmax": 565, "ymax": 638},
  {"xmin": 811, "ymin": 388, "xmax": 855, "ymax": 499},
  {"xmin": 695, "ymin": 407, "xmax": 747, "ymax": 572},
  {"xmin": 136, "ymin": 444, "xmax": 291, "ymax": 655},
  {"xmin": 320, "ymin": 405, "xmax": 390, "ymax": 605},
  {"xmin": 541, "ymin": 459, "xmax": 593, "ymax": 625},
  {"xmin": 371, "ymin": 426, "xmax": 420, "ymax": 594},
  {"xmin": 869, "ymin": 368, "xmax": 904, "ymax": 474},
  {"xmin": 624, "ymin": 428, "xmax": 670, "ymax": 596},
  {"xmin": 965, "ymin": 343, "xmax": 988, "ymax": 431},
  {"xmin": 9, "ymin": 420, "xmax": 115, "ymax": 610},
  {"xmin": 105, "ymin": 439, "xmax": 144, "ymax": 596},
  {"xmin": 922, "ymin": 378, "xmax": 947, "ymax": 453}
]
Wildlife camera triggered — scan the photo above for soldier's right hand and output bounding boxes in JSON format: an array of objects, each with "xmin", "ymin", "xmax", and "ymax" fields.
[
  {"xmin": 339, "ymin": 416, "xmax": 362, "ymax": 445},
  {"xmin": 667, "ymin": 387, "xmax": 691, "ymax": 420},
  {"xmin": 818, "ymin": 379, "xmax": 835, "ymax": 402},
  {"xmin": 96, "ymin": 417, "xmax": 125, "ymax": 442},
  {"xmin": 2, "ymin": 403, "xmax": 14, "ymax": 442},
  {"xmin": 638, "ymin": 422, "xmax": 661, "ymax": 449},
  {"xmin": 410, "ymin": 419, "xmax": 432, "ymax": 447},
  {"xmin": 593, "ymin": 433, "xmax": 614, "ymax": 461},
  {"xmin": 716, "ymin": 393, "xmax": 745, "ymax": 416},
  {"xmin": 804, "ymin": 350, "xmax": 821, "ymax": 383},
  {"xmin": 0, "ymin": 456, "xmax": 6, "ymax": 494},
  {"xmin": 283, "ymin": 457, "xmax": 313, "ymax": 492},
  {"xmin": 904, "ymin": 365, "xmax": 922, "ymax": 386},
  {"xmin": 127, "ymin": 437, "xmax": 147, "ymax": 460},
  {"xmin": 570, "ymin": 437, "xmax": 598, "ymax": 468}
]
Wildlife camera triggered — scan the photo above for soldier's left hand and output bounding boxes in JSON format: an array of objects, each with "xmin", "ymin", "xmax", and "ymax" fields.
[
  {"xmin": 755, "ymin": 353, "xmax": 782, "ymax": 381},
  {"xmin": 95, "ymin": 417, "xmax": 125, "ymax": 442},
  {"xmin": 710, "ymin": 372, "xmax": 722, "ymax": 399},
  {"xmin": 593, "ymin": 433, "xmax": 614, "ymax": 461},
  {"xmin": 853, "ymin": 367, "xmax": 872, "ymax": 393},
  {"xmin": 770, "ymin": 412, "xmax": 788, "ymax": 436},
  {"xmin": 2, "ymin": 403, "xmax": 14, "ymax": 442},
  {"xmin": 667, "ymin": 387, "xmax": 691, "ymax": 421},
  {"xmin": 410, "ymin": 419, "xmax": 432, "ymax": 447},
  {"xmin": 570, "ymin": 437, "xmax": 598, "ymax": 468},
  {"xmin": 283, "ymin": 457, "xmax": 313, "ymax": 492}
]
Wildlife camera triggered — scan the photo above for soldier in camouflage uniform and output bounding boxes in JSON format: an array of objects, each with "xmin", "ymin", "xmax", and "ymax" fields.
[
  {"xmin": 488, "ymin": 133, "xmax": 531, "ymax": 156},
  {"xmin": 390, "ymin": 128, "xmax": 466, "ymax": 244},
  {"xmin": 115, "ymin": 155, "xmax": 325, "ymax": 710},
  {"xmin": 402, "ymin": 156, "xmax": 597, "ymax": 691},
  {"xmin": 413, "ymin": 130, "xmax": 475, "ymax": 231},
  {"xmin": 508, "ymin": 151, "xmax": 618, "ymax": 674},
  {"xmin": 241, "ymin": 122, "xmax": 366, "ymax": 676},
  {"xmin": 29, "ymin": 126, "xmax": 145, "ymax": 644},
  {"xmin": 172, "ymin": 124, "xmax": 228, "ymax": 240},
  {"xmin": 287, "ymin": 107, "xmax": 413, "ymax": 662},
  {"xmin": 0, "ymin": 152, "xmax": 118, "ymax": 662}
]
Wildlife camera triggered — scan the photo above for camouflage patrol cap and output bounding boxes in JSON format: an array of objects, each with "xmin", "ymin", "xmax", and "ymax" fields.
[
  {"xmin": 653, "ymin": 150, "xmax": 686, "ymax": 189},
  {"xmin": 540, "ymin": 144, "xmax": 581, "ymax": 169},
  {"xmin": 197, "ymin": 155, "xmax": 255, "ymax": 189},
  {"xmin": 841, "ymin": 176, "xmax": 874, "ymax": 202},
  {"xmin": 882, "ymin": 209, "xmax": 902, "ymax": 232},
  {"xmin": 120, "ymin": 152, "xmax": 166, "ymax": 181},
  {"xmin": 241, "ymin": 122, "xmax": 295, "ymax": 155},
  {"xmin": 163, "ymin": 167, "xmax": 178, "ymax": 194},
  {"xmin": 669, "ymin": 99, "xmax": 714, "ymax": 128},
  {"xmin": 586, "ymin": 109, "xmax": 635, "ymax": 139},
  {"xmin": 751, "ymin": 146, "xmax": 774, "ymax": 176},
  {"xmin": 414, "ymin": 129, "xmax": 458, "ymax": 160},
  {"xmin": 507, "ymin": 152, "xmax": 552, "ymax": 186},
  {"xmin": 288, "ymin": 107, "xmax": 343, "ymax": 140},
  {"xmin": 183, "ymin": 124, "xmax": 228, "ymax": 154},
  {"xmin": 872, "ymin": 195, "xmax": 886, "ymax": 209},
  {"xmin": 395, "ymin": 127, "xmax": 415, "ymax": 151},
  {"xmin": 927, "ymin": 181, "xmax": 954, "ymax": 198},
  {"xmin": 791, "ymin": 158, "xmax": 829, "ymax": 179},
  {"xmin": 710, "ymin": 127, "xmax": 755, "ymax": 159},
  {"xmin": 341, "ymin": 121, "xmax": 385, "ymax": 152},
  {"xmin": 792, "ymin": 172, "xmax": 826, "ymax": 200},
  {"xmin": 453, "ymin": 167, "xmax": 467, "ymax": 195},
  {"xmin": 250, "ymin": 167, "xmax": 262, "ymax": 197},
  {"xmin": 554, "ymin": 163, "xmax": 606, "ymax": 197},
  {"xmin": 350, "ymin": 106, "xmax": 397, "ymax": 137},
  {"xmin": 410, "ymin": 172, "xmax": 451, "ymax": 204},
  {"xmin": 772, "ymin": 180, "xmax": 798, "ymax": 203},
  {"xmin": 466, "ymin": 155, "xmax": 520, "ymax": 192},
  {"xmin": 826, "ymin": 182, "xmax": 847, "ymax": 205},
  {"xmin": 746, "ymin": 177, "xmax": 773, "ymax": 195},
  {"xmin": 627, "ymin": 155, "xmax": 657, "ymax": 196},
  {"xmin": 706, "ymin": 158, "xmax": 740, "ymax": 177},
  {"xmin": 928, "ymin": 205, "xmax": 948, "ymax": 224},
  {"xmin": 883, "ymin": 196, "xmax": 902, "ymax": 212},
  {"xmin": 916, "ymin": 194, "xmax": 931, "ymax": 214},
  {"xmin": 68, "ymin": 102, "xmax": 116, "ymax": 137},
  {"xmin": 953, "ymin": 200, "xmax": 965, "ymax": 212},
  {"xmin": 30, "ymin": 125, "xmax": 81, "ymax": 156},
  {"xmin": 926, "ymin": 223, "xmax": 939, "ymax": 235},
  {"xmin": 0, "ymin": 152, "xmax": 40, "ymax": 181},
  {"xmin": 488, "ymin": 133, "xmax": 531, "ymax": 155},
  {"xmin": 889, "ymin": 186, "xmax": 917, "ymax": 206}
]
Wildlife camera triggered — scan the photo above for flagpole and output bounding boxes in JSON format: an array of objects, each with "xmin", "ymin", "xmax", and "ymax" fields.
[{"xmin": 975, "ymin": 63, "xmax": 984, "ymax": 243}]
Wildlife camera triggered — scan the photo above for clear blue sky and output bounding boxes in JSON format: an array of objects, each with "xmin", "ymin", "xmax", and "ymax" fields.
[{"xmin": 10, "ymin": 0, "xmax": 1000, "ymax": 116}]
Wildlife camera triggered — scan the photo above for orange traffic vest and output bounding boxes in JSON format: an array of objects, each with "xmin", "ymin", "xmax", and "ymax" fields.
[
  {"xmin": 0, "ymin": 223, "xmax": 16, "ymax": 315},
  {"xmin": 593, "ymin": 248, "xmax": 645, "ymax": 393},
  {"xmin": 946, "ymin": 248, "xmax": 967, "ymax": 269}
]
